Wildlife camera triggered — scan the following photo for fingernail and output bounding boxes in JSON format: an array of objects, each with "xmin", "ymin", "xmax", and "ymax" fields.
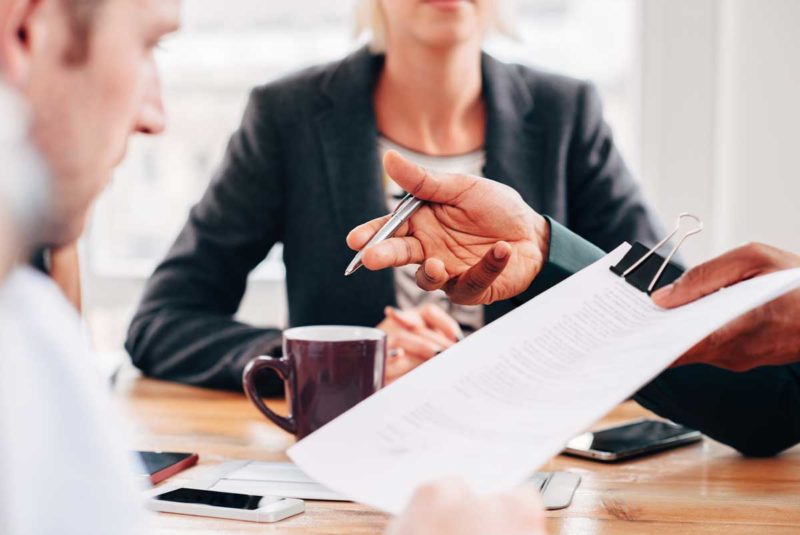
[
  {"xmin": 652, "ymin": 283, "xmax": 674, "ymax": 301},
  {"xmin": 388, "ymin": 348, "xmax": 401, "ymax": 358},
  {"xmin": 494, "ymin": 246, "xmax": 508, "ymax": 261}
]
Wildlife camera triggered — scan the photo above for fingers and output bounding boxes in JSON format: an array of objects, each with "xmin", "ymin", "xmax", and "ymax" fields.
[
  {"xmin": 384, "ymin": 150, "xmax": 480, "ymax": 204},
  {"xmin": 390, "ymin": 330, "xmax": 446, "ymax": 360},
  {"xmin": 447, "ymin": 242, "xmax": 512, "ymax": 305},
  {"xmin": 384, "ymin": 478, "xmax": 470, "ymax": 535},
  {"xmin": 396, "ymin": 479, "xmax": 546, "ymax": 535},
  {"xmin": 498, "ymin": 486, "xmax": 547, "ymax": 533},
  {"xmin": 361, "ymin": 236, "xmax": 425, "ymax": 270},
  {"xmin": 409, "ymin": 478, "xmax": 472, "ymax": 507},
  {"xmin": 385, "ymin": 306, "xmax": 454, "ymax": 349},
  {"xmin": 385, "ymin": 306, "xmax": 425, "ymax": 330},
  {"xmin": 347, "ymin": 215, "xmax": 390, "ymax": 251},
  {"xmin": 416, "ymin": 258, "xmax": 448, "ymax": 291},
  {"xmin": 669, "ymin": 343, "xmax": 711, "ymax": 368},
  {"xmin": 347, "ymin": 215, "xmax": 410, "ymax": 251},
  {"xmin": 670, "ymin": 313, "xmax": 754, "ymax": 370},
  {"xmin": 385, "ymin": 350, "xmax": 425, "ymax": 384},
  {"xmin": 418, "ymin": 303, "xmax": 463, "ymax": 342},
  {"xmin": 652, "ymin": 242, "xmax": 781, "ymax": 308}
]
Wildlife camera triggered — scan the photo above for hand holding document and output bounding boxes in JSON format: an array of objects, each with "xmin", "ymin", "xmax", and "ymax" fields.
[
  {"xmin": 289, "ymin": 245, "xmax": 800, "ymax": 514},
  {"xmin": 652, "ymin": 242, "xmax": 800, "ymax": 371}
]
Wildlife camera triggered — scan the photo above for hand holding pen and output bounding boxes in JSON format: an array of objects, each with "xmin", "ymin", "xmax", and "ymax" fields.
[
  {"xmin": 345, "ymin": 150, "xmax": 551, "ymax": 306},
  {"xmin": 345, "ymin": 192, "xmax": 425, "ymax": 276}
]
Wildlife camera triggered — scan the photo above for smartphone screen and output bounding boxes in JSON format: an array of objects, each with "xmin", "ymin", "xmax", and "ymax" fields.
[
  {"xmin": 584, "ymin": 420, "xmax": 694, "ymax": 453},
  {"xmin": 155, "ymin": 488, "xmax": 264, "ymax": 510},
  {"xmin": 565, "ymin": 420, "xmax": 701, "ymax": 459}
]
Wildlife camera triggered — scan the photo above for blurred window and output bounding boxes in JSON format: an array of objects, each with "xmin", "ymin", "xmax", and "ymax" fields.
[{"xmin": 86, "ymin": 0, "xmax": 639, "ymax": 283}]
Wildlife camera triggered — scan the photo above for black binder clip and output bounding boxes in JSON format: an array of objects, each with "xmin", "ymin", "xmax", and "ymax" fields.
[{"xmin": 610, "ymin": 213, "xmax": 704, "ymax": 294}]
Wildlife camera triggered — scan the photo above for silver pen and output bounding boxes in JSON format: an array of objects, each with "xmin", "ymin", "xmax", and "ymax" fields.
[{"xmin": 345, "ymin": 193, "xmax": 425, "ymax": 276}]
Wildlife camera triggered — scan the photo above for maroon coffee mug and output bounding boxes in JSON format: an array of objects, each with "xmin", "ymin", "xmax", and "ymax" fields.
[{"xmin": 243, "ymin": 326, "xmax": 386, "ymax": 439}]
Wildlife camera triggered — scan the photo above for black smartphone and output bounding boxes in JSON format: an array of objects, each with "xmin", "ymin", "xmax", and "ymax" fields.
[
  {"xmin": 138, "ymin": 451, "xmax": 199, "ymax": 484},
  {"xmin": 155, "ymin": 488, "xmax": 264, "ymax": 510},
  {"xmin": 563, "ymin": 419, "xmax": 701, "ymax": 462}
]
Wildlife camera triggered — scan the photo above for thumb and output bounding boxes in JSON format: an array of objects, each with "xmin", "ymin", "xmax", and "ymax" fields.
[
  {"xmin": 652, "ymin": 243, "xmax": 774, "ymax": 308},
  {"xmin": 384, "ymin": 150, "xmax": 479, "ymax": 204}
]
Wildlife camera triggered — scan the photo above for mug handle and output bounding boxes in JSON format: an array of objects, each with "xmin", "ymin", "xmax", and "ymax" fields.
[{"xmin": 242, "ymin": 355, "xmax": 297, "ymax": 435}]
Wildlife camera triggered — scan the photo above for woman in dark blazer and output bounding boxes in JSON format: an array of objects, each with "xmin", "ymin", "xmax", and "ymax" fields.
[{"xmin": 126, "ymin": 0, "xmax": 664, "ymax": 391}]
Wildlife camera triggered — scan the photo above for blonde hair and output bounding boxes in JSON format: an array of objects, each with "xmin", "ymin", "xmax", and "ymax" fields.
[{"xmin": 355, "ymin": 0, "xmax": 520, "ymax": 53}]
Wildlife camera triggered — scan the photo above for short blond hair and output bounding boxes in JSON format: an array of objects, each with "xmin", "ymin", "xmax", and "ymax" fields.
[{"xmin": 355, "ymin": 0, "xmax": 520, "ymax": 53}]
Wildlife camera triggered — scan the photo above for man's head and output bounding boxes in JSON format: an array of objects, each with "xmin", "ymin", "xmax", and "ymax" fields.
[{"xmin": 0, "ymin": 0, "xmax": 180, "ymax": 245}]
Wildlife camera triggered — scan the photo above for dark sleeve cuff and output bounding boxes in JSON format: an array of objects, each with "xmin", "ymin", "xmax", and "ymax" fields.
[
  {"xmin": 635, "ymin": 364, "xmax": 800, "ymax": 457},
  {"xmin": 512, "ymin": 216, "xmax": 605, "ymax": 305}
]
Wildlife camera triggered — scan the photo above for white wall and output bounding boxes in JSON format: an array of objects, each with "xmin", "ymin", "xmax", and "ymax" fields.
[
  {"xmin": 641, "ymin": 0, "xmax": 800, "ymax": 265},
  {"xmin": 714, "ymin": 0, "xmax": 800, "ymax": 254}
]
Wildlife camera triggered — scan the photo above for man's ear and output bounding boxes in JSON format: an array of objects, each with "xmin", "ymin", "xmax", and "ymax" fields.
[{"xmin": 0, "ymin": 0, "xmax": 39, "ymax": 88}]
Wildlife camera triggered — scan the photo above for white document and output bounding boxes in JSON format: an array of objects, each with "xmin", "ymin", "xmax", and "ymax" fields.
[
  {"xmin": 199, "ymin": 461, "xmax": 348, "ymax": 501},
  {"xmin": 288, "ymin": 245, "xmax": 800, "ymax": 514}
]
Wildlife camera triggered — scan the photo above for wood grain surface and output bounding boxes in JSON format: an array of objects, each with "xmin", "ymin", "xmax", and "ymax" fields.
[{"xmin": 117, "ymin": 376, "xmax": 800, "ymax": 534}]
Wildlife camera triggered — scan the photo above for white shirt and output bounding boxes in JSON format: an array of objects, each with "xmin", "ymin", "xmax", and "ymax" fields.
[
  {"xmin": 0, "ymin": 267, "xmax": 148, "ymax": 535},
  {"xmin": 378, "ymin": 137, "xmax": 486, "ymax": 332}
]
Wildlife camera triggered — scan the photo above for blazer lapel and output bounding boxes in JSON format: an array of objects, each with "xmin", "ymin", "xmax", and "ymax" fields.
[
  {"xmin": 314, "ymin": 47, "xmax": 388, "ymax": 234},
  {"xmin": 481, "ymin": 53, "xmax": 547, "ymax": 324},
  {"xmin": 481, "ymin": 52, "xmax": 545, "ymax": 209},
  {"xmin": 313, "ymin": 47, "xmax": 397, "ymax": 310}
]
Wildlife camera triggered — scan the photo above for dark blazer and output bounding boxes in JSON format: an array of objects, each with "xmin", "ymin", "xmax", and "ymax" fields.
[{"xmin": 126, "ymin": 46, "xmax": 663, "ymax": 391}]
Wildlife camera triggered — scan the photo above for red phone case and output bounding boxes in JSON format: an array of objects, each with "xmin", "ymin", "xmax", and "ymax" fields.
[{"xmin": 149, "ymin": 453, "xmax": 199, "ymax": 485}]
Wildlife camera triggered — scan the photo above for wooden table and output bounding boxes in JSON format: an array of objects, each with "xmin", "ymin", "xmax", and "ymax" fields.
[{"xmin": 118, "ymin": 376, "xmax": 800, "ymax": 534}]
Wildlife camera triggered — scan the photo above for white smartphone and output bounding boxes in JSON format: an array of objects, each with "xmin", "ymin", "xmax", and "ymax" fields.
[{"xmin": 147, "ymin": 485, "xmax": 304, "ymax": 523}]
